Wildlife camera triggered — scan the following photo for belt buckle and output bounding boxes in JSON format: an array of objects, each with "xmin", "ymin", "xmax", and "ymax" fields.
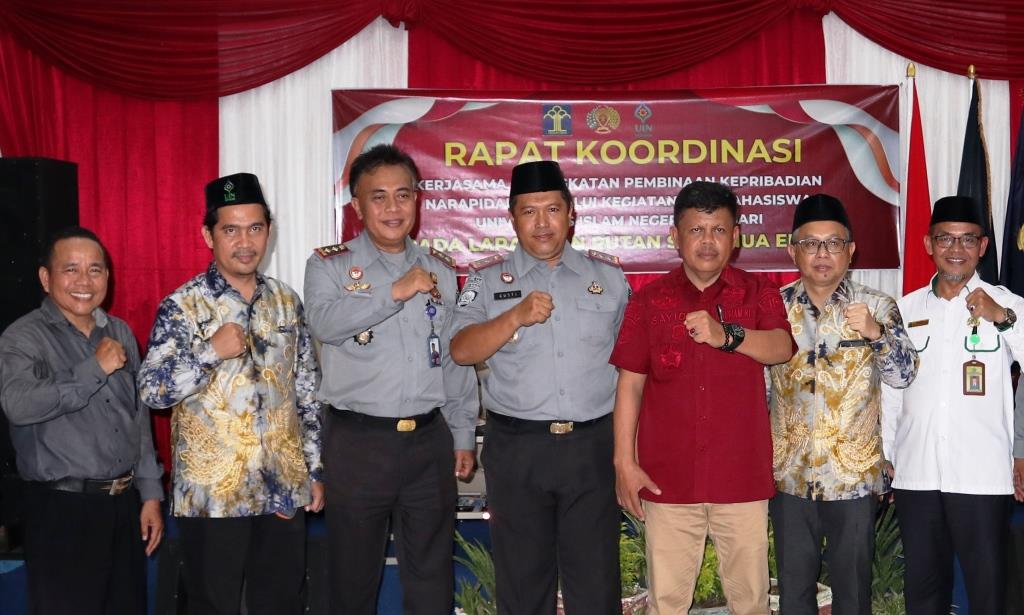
[
  {"xmin": 549, "ymin": 421, "xmax": 574, "ymax": 435},
  {"xmin": 109, "ymin": 476, "xmax": 131, "ymax": 496},
  {"xmin": 396, "ymin": 419, "xmax": 417, "ymax": 432}
]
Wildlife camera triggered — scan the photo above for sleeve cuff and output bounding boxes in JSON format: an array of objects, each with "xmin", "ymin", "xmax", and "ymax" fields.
[
  {"xmin": 451, "ymin": 428, "xmax": 476, "ymax": 451},
  {"xmin": 77, "ymin": 355, "xmax": 109, "ymax": 388},
  {"xmin": 135, "ymin": 478, "xmax": 164, "ymax": 502},
  {"xmin": 194, "ymin": 341, "xmax": 223, "ymax": 369}
]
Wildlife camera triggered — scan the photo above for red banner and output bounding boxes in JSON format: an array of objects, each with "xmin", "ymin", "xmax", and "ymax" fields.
[{"xmin": 333, "ymin": 87, "xmax": 900, "ymax": 273}]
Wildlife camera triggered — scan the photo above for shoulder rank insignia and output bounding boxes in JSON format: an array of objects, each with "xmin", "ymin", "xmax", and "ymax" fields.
[
  {"xmin": 469, "ymin": 253, "xmax": 505, "ymax": 272},
  {"xmin": 314, "ymin": 243, "xmax": 348, "ymax": 259},
  {"xmin": 429, "ymin": 247, "xmax": 456, "ymax": 269},
  {"xmin": 587, "ymin": 249, "xmax": 621, "ymax": 268}
]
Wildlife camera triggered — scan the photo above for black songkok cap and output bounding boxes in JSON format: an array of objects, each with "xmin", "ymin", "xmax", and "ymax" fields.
[
  {"xmin": 930, "ymin": 195, "xmax": 983, "ymax": 228},
  {"xmin": 791, "ymin": 194, "xmax": 852, "ymax": 236},
  {"xmin": 509, "ymin": 160, "xmax": 568, "ymax": 198},
  {"xmin": 205, "ymin": 173, "xmax": 267, "ymax": 211}
]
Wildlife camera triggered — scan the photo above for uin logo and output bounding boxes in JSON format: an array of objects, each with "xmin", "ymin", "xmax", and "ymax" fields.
[
  {"xmin": 586, "ymin": 105, "xmax": 621, "ymax": 134},
  {"xmin": 542, "ymin": 104, "xmax": 572, "ymax": 136},
  {"xmin": 634, "ymin": 103, "xmax": 653, "ymax": 136}
]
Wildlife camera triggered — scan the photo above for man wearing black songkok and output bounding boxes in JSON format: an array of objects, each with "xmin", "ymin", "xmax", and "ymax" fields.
[{"xmin": 882, "ymin": 195, "xmax": 1024, "ymax": 615}]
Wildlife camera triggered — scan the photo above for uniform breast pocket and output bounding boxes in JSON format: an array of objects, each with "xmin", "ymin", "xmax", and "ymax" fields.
[
  {"xmin": 906, "ymin": 325, "xmax": 930, "ymax": 353},
  {"xmin": 575, "ymin": 295, "xmax": 621, "ymax": 344}
]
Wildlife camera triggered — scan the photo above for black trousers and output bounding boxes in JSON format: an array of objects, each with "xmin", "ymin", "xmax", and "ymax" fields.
[
  {"xmin": 894, "ymin": 489, "xmax": 1009, "ymax": 615},
  {"xmin": 769, "ymin": 491, "xmax": 876, "ymax": 615},
  {"xmin": 177, "ymin": 512, "xmax": 307, "ymax": 615},
  {"xmin": 482, "ymin": 415, "xmax": 620, "ymax": 615},
  {"xmin": 22, "ymin": 484, "xmax": 145, "ymax": 615},
  {"xmin": 324, "ymin": 411, "xmax": 456, "ymax": 615}
]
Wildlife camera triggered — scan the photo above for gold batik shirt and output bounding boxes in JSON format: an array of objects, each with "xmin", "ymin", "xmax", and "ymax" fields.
[
  {"xmin": 769, "ymin": 276, "xmax": 917, "ymax": 500},
  {"xmin": 138, "ymin": 263, "xmax": 322, "ymax": 517}
]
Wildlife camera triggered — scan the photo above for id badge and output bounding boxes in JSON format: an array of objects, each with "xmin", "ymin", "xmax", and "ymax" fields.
[
  {"xmin": 427, "ymin": 332, "xmax": 442, "ymax": 367},
  {"xmin": 963, "ymin": 359, "xmax": 985, "ymax": 396}
]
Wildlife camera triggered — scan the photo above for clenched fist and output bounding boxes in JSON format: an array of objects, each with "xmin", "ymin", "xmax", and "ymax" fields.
[
  {"xmin": 95, "ymin": 337, "xmax": 127, "ymax": 375},
  {"xmin": 392, "ymin": 266, "xmax": 435, "ymax": 302},
  {"xmin": 513, "ymin": 291, "xmax": 554, "ymax": 327},
  {"xmin": 844, "ymin": 302, "xmax": 882, "ymax": 341},
  {"xmin": 211, "ymin": 323, "xmax": 248, "ymax": 359},
  {"xmin": 683, "ymin": 310, "xmax": 726, "ymax": 347}
]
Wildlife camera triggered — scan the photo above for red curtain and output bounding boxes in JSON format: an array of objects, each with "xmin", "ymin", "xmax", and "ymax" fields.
[
  {"xmin": 408, "ymin": 9, "xmax": 827, "ymax": 289},
  {"xmin": 0, "ymin": 31, "xmax": 217, "ymax": 472},
  {"xmin": 0, "ymin": 1, "xmax": 1022, "ymax": 100}
]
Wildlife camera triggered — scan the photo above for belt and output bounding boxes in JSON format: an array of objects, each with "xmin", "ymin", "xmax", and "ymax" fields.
[
  {"xmin": 33, "ymin": 473, "xmax": 134, "ymax": 496},
  {"xmin": 330, "ymin": 407, "xmax": 440, "ymax": 432},
  {"xmin": 487, "ymin": 411, "xmax": 610, "ymax": 435}
]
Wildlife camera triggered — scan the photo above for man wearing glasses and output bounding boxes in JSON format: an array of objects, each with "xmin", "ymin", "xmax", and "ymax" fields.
[
  {"xmin": 768, "ymin": 195, "xmax": 918, "ymax": 615},
  {"xmin": 881, "ymin": 196, "xmax": 1024, "ymax": 615},
  {"xmin": 139, "ymin": 173, "xmax": 323, "ymax": 614}
]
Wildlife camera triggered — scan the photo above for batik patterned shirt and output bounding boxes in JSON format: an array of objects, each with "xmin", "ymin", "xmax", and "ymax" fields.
[
  {"xmin": 138, "ymin": 263, "xmax": 322, "ymax": 517},
  {"xmin": 769, "ymin": 276, "xmax": 917, "ymax": 500}
]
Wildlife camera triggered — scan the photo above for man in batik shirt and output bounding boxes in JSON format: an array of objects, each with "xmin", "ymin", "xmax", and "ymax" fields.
[
  {"xmin": 769, "ymin": 195, "xmax": 917, "ymax": 615},
  {"xmin": 138, "ymin": 173, "xmax": 322, "ymax": 615}
]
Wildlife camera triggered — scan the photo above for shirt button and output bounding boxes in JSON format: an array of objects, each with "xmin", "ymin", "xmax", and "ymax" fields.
[
  {"xmin": 559, "ymin": 389, "xmax": 566, "ymax": 395},
  {"xmin": 407, "ymin": 357, "xmax": 413, "ymax": 362},
  {"xmin": 555, "ymin": 316, "xmax": 561, "ymax": 322},
  {"xmin": 557, "ymin": 351, "xmax": 564, "ymax": 358},
  {"xmin": 106, "ymin": 399, "xmax": 111, "ymax": 403}
]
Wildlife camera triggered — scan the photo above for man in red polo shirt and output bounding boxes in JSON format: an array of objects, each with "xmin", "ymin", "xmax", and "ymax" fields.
[{"xmin": 611, "ymin": 181, "xmax": 795, "ymax": 615}]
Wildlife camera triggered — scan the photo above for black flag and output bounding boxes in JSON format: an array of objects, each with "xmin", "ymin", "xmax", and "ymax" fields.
[
  {"xmin": 958, "ymin": 79, "xmax": 998, "ymax": 283},
  {"xmin": 999, "ymin": 103, "xmax": 1024, "ymax": 295}
]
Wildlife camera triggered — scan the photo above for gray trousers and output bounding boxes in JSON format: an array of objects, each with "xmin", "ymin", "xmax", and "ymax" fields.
[{"xmin": 769, "ymin": 491, "xmax": 877, "ymax": 615}]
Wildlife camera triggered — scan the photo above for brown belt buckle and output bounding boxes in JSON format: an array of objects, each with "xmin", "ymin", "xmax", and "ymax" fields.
[
  {"xmin": 396, "ymin": 419, "xmax": 417, "ymax": 432},
  {"xmin": 109, "ymin": 476, "xmax": 132, "ymax": 495},
  {"xmin": 549, "ymin": 421, "xmax": 574, "ymax": 435}
]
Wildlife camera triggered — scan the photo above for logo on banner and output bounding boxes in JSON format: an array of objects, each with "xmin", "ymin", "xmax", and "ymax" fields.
[
  {"xmin": 586, "ymin": 106, "xmax": 620, "ymax": 134},
  {"xmin": 634, "ymin": 103, "xmax": 653, "ymax": 136},
  {"xmin": 543, "ymin": 104, "xmax": 573, "ymax": 135}
]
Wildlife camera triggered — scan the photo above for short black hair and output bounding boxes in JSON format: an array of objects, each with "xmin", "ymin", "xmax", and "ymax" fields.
[
  {"xmin": 672, "ymin": 181, "xmax": 738, "ymax": 225},
  {"xmin": 349, "ymin": 144, "xmax": 421, "ymax": 198},
  {"xmin": 41, "ymin": 226, "xmax": 109, "ymax": 269},
  {"xmin": 203, "ymin": 202, "xmax": 273, "ymax": 230}
]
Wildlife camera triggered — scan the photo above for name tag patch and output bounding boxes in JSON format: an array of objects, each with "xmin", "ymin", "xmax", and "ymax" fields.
[{"xmin": 494, "ymin": 290, "xmax": 522, "ymax": 301}]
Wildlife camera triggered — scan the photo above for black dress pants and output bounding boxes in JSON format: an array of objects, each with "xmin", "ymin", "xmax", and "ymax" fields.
[
  {"xmin": 769, "ymin": 491, "xmax": 876, "ymax": 615},
  {"xmin": 23, "ymin": 484, "xmax": 145, "ymax": 615},
  {"xmin": 894, "ymin": 489, "xmax": 1009, "ymax": 615},
  {"xmin": 482, "ymin": 414, "xmax": 620, "ymax": 615},
  {"xmin": 177, "ymin": 512, "xmax": 307, "ymax": 615},
  {"xmin": 324, "ymin": 411, "xmax": 456, "ymax": 615}
]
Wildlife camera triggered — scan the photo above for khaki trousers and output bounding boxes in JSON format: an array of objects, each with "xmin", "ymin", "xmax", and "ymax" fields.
[{"xmin": 644, "ymin": 499, "xmax": 770, "ymax": 615}]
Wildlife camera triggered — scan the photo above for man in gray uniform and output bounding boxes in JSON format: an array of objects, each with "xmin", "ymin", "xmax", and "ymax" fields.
[
  {"xmin": 303, "ymin": 144, "xmax": 478, "ymax": 615},
  {"xmin": 451, "ymin": 160, "xmax": 629, "ymax": 615},
  {"xmin": 0, "ymin": 226, "xmax": 163, "ymax": 614}
]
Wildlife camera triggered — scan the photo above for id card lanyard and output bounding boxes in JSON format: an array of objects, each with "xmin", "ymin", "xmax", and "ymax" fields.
[{"xmin": 964, "ymin": 295, "xmax": 986, "ymax": 396}]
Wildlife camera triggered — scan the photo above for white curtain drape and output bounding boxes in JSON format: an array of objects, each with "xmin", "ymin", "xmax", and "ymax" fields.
[
  {"xmin": 824, "ymin": 13, "xmax": 1011, "ymax": 298},
  {"xmin": 219, "ymin": 17, "xmax": 407, "ymax": 297}
]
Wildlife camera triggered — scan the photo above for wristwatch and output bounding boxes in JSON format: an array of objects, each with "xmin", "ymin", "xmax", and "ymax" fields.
[
  {"xmin": 995, "ymin": 307, "xmax": 1017, "ymax": 332},
  {"xmin": 719, "ymin": 322, "xmax": 746, "ymax": 352}
]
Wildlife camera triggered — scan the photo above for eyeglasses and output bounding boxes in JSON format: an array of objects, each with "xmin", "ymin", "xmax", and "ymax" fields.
[
  {"xmin": 794, "ymin": 238, "xmax": 850, "ymax": 254},
  {"xmin": 931, "ymin": 234, "xmax": 980, "ymax": 249}
]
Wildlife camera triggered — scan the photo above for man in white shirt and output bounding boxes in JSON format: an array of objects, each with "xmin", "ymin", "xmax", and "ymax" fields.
[{"xmin": 882, "ymin": 196, "xmax": 1024, "ymax": 615}]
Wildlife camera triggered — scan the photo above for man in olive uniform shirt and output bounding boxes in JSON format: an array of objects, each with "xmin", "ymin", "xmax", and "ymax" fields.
[
  {"xmin": 451, "ymin": 160, "xmax": 629, "ymax": 615},
  {"xmin": 304, "ymin": 144, "xmax": 478, "ymax": 615}
]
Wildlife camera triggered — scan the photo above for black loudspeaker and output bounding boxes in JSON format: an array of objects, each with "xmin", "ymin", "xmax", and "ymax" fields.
[
  {"xmin": 0, "ymin": 157, "xmax": 79, "ymax": 334},
  {"xmin": 0, "ymin": 157, "xmax": 78, "ymax": 550}
]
